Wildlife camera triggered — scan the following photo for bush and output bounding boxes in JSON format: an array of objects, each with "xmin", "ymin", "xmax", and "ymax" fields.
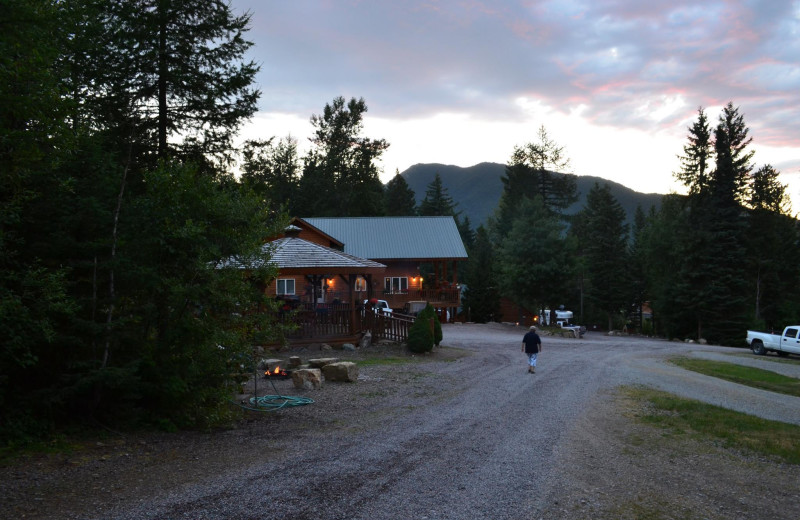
[
  {"xmin": 407, "ymin": 312, "xmax": 434, "ymax": 353},
  {"xmin": 417, "ymin": 304, "xmax": 442, "ymax": 346}
]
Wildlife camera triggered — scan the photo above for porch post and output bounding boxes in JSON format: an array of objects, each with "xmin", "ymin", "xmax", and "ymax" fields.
[{"xmin": 349, "ymin": 274, "xmax": 357, "ymax": 335}]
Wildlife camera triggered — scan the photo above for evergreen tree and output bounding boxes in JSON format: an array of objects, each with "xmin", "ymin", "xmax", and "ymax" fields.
[
  {"xmin": 745, "ymin": 165, "xmax": 798, "ymax": 327},
  {"xmin": 457, "ymin": 215, "xmax": 476, "ymax": 252},
  {"xmin": 0, "ymin": 0, "xmax": 76, "ymax": 432},
  {"xmin": 628, "ymin": 206, "xmax": 649, "ymax": 333},
  {"xmin": 497, "ymin": 196, "xmax": 575, "ymax": 312},
  {"xmin": 576, "ymin": 183, "xmax": 630, "ymax": 330},
  {"xmin": 639, "ymin": 197, "xmax": 691, "ymax": 339},
  {"xmin": 676, "ymin": 102, "xmax": 752, "ymax": 344},
  {"xmin": 675, "ymin": 107, "xmax": 713, "ymax": 197},
  {"xmin": 492, "ymin": 125, "xmax": 576, "ymax": 242},
  {"xmin": 67, "ymin": 0, "xmax": 260, "ymax": 167},
  {"xmin": 298, "ymin": 96, "xmax": 388, "ymax": 216},
  {"xmin": 461, "ymin": 226, "xmax": 500, "ymax": 322},
  {"xmin": 418, "ymin": 173, "xmax": 459, "ymax": 217},
  {"xmin": 383, "ymin": 170, "xmax": 417, "ymax": 216},
  {"xmin": 1, "ymin": 0, "xmax": 286, "ymax": 439},
  {"xmin": 241, "ymin": 136, "xmax": 300, "ymax": 214}
]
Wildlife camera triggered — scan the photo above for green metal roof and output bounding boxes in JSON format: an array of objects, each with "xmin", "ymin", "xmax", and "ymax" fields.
[{"xmin": 303, "ymin": 217, "xmax": 468, "ymax": 260}]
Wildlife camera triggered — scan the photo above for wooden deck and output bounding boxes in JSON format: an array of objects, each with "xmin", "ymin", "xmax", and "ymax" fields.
[{"xmin": 278, "ymin": 304, "xmax": 413, "ymax": 344}]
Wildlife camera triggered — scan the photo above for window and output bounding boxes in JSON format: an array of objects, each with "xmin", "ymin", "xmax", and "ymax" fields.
[
  {"xmin": 384, "ymin": 276, "xmax": 408, "ymax": 294},
  {"xmin": 355, "ymin": 276, "xmax": 367, "ymax": 292},
  {"xmin": 277, "ymin": 278, "xmax": 295, "ymax": 295}
]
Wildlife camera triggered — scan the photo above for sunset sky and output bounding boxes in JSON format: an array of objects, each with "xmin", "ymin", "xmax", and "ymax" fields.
[{"xmin": 231, "ymin": 0, "xmax": 800, "ymax": 205}]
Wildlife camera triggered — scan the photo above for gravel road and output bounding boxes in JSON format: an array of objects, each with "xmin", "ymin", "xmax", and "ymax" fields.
[{"xmin": 3, "ymin": 323, "xmax": 800, "ymax": 520}]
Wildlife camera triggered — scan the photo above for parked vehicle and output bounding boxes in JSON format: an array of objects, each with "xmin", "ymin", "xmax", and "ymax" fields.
[
  {"xmin": 364, "ymin": 299, "xmax": 392, "ymax": 314},
  {"xmin": 401, "ymin": 300, "xmax": 428, "ymax": 316},
  {"xmin": 540, "ymin": 309, "xmax": 575, "ymax": 328},
  {"xmin": 746, "ymin": 326, "xmax": 800, "ymax": 356}
]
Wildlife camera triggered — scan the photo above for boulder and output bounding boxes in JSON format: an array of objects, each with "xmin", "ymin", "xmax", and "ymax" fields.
[
  {"xmin": 292, "ymin": 368, "xmax": 322, "ymax": 390},
  {"xmin": 288, "ymin": 356, "xmax": 302, "ymax": 368},
  {"xmin": 342, "ymin": 343, "xmax": 356, "ymax": 351},
  {"xmin": 321, "ymin": 361, "xmax": 359, "ymax": 382},
  {"xmin": 308, "ymin": 357, "xmax": 339, "ymax": 369},
  {"xmin": 358, "ymin": 331, "xmax": 372, "ymax": 349}
]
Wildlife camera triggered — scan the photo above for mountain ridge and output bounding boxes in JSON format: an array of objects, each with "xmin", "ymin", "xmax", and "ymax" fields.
[{"xmin": 398, "ymin": 162, "xmax": 665, "ymax": 226}]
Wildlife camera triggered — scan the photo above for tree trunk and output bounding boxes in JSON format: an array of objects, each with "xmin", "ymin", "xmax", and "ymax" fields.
[{"xmin": 157, "ymin": 0, "xmax": 169, "ymax": 158}]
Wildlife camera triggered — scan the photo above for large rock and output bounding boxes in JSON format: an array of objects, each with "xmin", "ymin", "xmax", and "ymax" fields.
[
  {"xmin": 321, "ymin": 362, "xmax": 359, "ymax": 382},
  {"xmin": 288, "ymin": 356, "xmax": 302, "ymax": 368},
  {"xmin": 292, "ymin": 369, "xmax": 322, "ymax": 390},
  {"xmin": 308, "ymin": 357, "xmax": 339, "ymax": 368}
]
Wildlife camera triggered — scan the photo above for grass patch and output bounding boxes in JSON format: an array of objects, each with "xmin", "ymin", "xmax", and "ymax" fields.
[
  {"xmin": 627, "ymin": 386, "xmax": 800, "ymax": 464},
  {"xmin": 671, "ymin": 357, "xmax": 800, "ymax": 397}
]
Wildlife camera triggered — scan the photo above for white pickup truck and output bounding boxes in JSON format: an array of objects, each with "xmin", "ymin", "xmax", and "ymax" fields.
[{"xmin": 746, "ymin": 326, "xmax": 800, "ymax": 356}]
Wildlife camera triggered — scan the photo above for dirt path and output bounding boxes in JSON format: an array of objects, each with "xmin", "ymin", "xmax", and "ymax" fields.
[{"xmin": 2, "ymin": 323, "xmax": 799, "ymax": 519}]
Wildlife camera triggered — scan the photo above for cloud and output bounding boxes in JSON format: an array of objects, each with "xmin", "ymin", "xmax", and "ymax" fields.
[{"xmin": 232, "ymin": 0, "xmax": 800, "ymax": 201}]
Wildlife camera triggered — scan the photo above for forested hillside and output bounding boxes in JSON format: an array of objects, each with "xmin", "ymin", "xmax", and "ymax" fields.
[{"xmin": 400, "ymin": 162, "xmax": 664, "ymax": 225}]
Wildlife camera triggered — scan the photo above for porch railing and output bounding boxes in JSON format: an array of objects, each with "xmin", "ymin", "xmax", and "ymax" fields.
[{"xmin": 278, "ymin": 303, "xmax": 413, "ymax": 343}]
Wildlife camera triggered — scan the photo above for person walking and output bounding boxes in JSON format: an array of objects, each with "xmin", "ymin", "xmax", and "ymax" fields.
[{"xmin": 521, "ymin": 325, "xmax": 542, "ymax": 373}]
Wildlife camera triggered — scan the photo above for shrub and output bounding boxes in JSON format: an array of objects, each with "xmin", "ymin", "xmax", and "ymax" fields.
[
  {"xmin": 407, "ymin": 312, "xmax": 434, "ymax": 353},
  {"xmin": 417, "ymin": 304, "xmax": 442, "ymax": 346}
]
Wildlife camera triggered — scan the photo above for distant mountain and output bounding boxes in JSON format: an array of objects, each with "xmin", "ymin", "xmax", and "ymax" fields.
[{"xmin": 399, "ymin": 162, "xmax": 665, "ymax": 226}]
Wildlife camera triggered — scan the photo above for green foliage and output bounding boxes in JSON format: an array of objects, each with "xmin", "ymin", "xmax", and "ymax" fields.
[
  {"xmin": 492, "ymin": 126, "xmax": 576, "ymax": 242},
  {"xmin": 497, "ymin": 196, "xmax": 576, "ymax": 312},
  {"xmin": 407, "ymin": 313, "xmax": 434, "ymax": 353},
  {"xmin": 297, "ymin": 96, "xmax": 388, "ymax": 216},
  {"xmin": 416, "ymin": 304, "xmax": 442, "ymax": 346},
  {"xmin": 66, "ymin": 0, "xmax": 260, "ymax": 165},
  {"xmin": 384, "ymin": 171, "xmax": 417, "ymax": 216},
  {"xmin": 241, "ymin": 137, "xmax": 300, "ymax": 214},
  {"xmin": 462, "ymin": 226, "xmax": 500, "ymax": 322},
  {"xmin": 675, "ymin": 107, "xmax": 713, "ymax": 197},
  {"xmin": 418, "ymin": 173, "xmax": 459, "ymax": 217},
  {"xmin": 573, "ymin": 183, "xmax": 630, "ymax": 330},
  {"xmin": 0, "ymin": 0, "xmax": 289, "ymax": 444}
]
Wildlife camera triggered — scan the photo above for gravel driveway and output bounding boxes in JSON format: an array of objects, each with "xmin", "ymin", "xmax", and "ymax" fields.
[{"xmin": 3, "ymin": 323, "xmax": 799, "ymax": 520}]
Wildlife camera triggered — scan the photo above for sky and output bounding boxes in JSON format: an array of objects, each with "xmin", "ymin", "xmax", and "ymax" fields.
[{"xmin": 230, "ymin": 0, "xmax": 800, "ymax": 206}]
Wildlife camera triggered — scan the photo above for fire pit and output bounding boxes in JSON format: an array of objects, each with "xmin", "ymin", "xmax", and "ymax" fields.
[{"xmin": 264, "ymin": 366, "xmax": 291, "ymax": 380}]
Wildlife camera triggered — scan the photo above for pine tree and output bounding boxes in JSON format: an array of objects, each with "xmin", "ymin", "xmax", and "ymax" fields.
[
  {"xmin": 497, "ymin": 196, "xmax": 575, "ymax": 312},
  {"xmin": 383, "ymin": 171, "xmax": 417, "ymax": 216},
  {"xmin": 241, "ymin": 136, "xmax": 300, "ymax": 214},
  {"xmin": 67, "ymin": 0, "xmax": 260, "ymax": 168},
  {"xmin": 745, "ymin": 164, "xmax": 798, "ymax": 327},
  {"xmin": 639, "ymin": 197, "xmax": 691, "ymax": 339},
  {"xmin": 461, "ymin": 226, "xmax": 500, "ymax": 322},
  {"xmin": 677, "ymin": 102, "xmax": 752, "ymax": 344},
  {"xmin": 492, "ymin": 125, "xmax": 576, "ymax": 242},
  {"xmin": 675, "ymin": 107, "xmax": 713, "ymax": 197},
  {"xmin": 577, "ymin": 183, "xmax": 630, "ymax": 330},
  {"xmin": 418, "ymin": 173, "xmax": 459, "ymax": 217},
  {"xmin": 300, "ymin": 96, "xmax": 388, "ymax": 216}
]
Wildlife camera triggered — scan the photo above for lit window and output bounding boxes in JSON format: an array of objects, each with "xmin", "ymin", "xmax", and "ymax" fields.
[
  {"xmin": 355, "ymin": 276, "xmax": 367, "ymax": 292},
  {"xmin": 384, "ymin": 277, "xmax": 408, "ymax": 294},
  {"xmin": 277, "ymin": 278, "xmax": 295, "ymax": 295}
]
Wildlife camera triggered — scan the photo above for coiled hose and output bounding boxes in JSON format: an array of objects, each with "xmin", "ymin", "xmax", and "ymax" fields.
[
  {"xmin": 245, "ymin": 393, "xmax": 314, "ymax": 411},
  {"xmin": 232, "ymin": 371, "xmax": 314, "ymax": 412}
]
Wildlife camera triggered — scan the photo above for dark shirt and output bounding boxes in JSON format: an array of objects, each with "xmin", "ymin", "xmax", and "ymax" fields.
[{"xmin": 522, "ymin": 331, "xmax": 541, "ymax": 354}]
